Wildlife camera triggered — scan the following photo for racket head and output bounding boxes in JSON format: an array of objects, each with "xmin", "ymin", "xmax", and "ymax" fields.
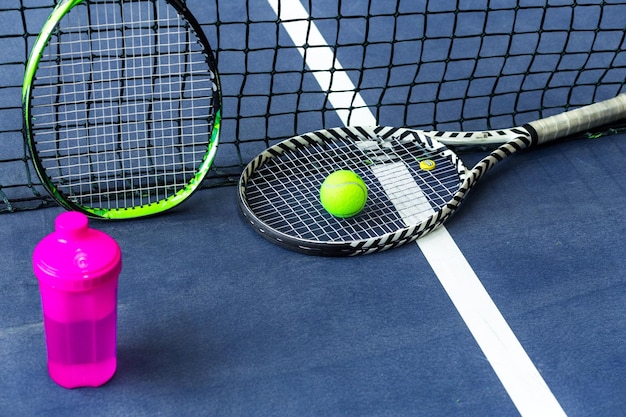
[
  {"xmin": 22, "ymin": 0, "xmax": 221, "ymax": 219},
  {"xmin": 238, "ymin": 126, "xmax": 469, "ymax": 256}
]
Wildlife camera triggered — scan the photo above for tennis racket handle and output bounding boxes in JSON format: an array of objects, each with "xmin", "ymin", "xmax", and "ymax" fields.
[{"xmin": 527, "ymin": 93, "xmax": 626, "ymax": 144}]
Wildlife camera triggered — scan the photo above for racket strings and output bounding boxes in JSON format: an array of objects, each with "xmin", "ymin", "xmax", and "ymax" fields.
[
  {"xmin": 243, "ymin": 132, "xmax": 463, "ymax": 243},
  {"xmin": 29, "ymin": 0, "xmax": 217, "ymax": 208}
]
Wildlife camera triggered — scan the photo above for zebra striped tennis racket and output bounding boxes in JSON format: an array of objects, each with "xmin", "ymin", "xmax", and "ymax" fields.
[
  {"xmin": 239, "ymin": 93, "xmax": 626, "ymax": 256},
  {"xmin": 22, "ymin": 0, "xmax": 221, "ymax": 219}
]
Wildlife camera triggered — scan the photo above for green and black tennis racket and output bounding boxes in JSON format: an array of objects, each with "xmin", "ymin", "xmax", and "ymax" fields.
[
  {"xmin": 239, "ymin": 93, "xmax": 626, "ymax": 256},
  {"xmin": 23, "ymin": 0, "xmax": 221, "ymax": 219}
]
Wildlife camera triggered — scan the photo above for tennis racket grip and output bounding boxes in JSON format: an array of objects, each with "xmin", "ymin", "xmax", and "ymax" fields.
[{"xmin": 526, "ymin": 93, "xmax": 626, "ymax": 145}]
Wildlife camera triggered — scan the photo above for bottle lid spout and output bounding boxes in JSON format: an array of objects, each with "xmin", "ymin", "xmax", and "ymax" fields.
[{"xmin": 55, "ymin": 211, "xmax": 89, "ymax": 239}]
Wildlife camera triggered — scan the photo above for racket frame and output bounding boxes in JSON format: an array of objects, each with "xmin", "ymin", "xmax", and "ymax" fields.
[
  {"xmin": 239, "ymin": 94, "xmax": 626, "ymax": 256},
  {"xmin": 22, "ymin": 0, "xmax": 221, "ymax": 219},
  {"xmin": 238, "ymin": 126, "xmax": 471, "ymax": 256}
]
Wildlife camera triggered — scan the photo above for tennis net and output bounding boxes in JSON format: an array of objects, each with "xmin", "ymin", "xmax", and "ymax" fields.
[{"xmin": 2, "ymin": 0, "xmax": 625, "ymax": 213}]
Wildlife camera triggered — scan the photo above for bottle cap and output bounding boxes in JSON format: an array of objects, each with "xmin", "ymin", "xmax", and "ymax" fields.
[{"xmin": 33, "ymin": 212, "xmax": 122, "ymax": 292}]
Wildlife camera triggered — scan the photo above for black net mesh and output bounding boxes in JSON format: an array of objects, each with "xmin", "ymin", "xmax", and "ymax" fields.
[{"xmin": 2, "ymin": 0, "xmax": 625, "ymax": 213}]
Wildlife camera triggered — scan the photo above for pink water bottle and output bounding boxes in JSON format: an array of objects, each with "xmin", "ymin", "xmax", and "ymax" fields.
[{"xmin": 33, "ymin": 211, "xmax": 122, "ymax": 389}]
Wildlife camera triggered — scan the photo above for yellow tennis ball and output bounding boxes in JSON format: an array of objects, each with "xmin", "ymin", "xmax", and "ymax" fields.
[{"xmin": 320, "ymin": 170, "xmax": 368, "ymax": 218}]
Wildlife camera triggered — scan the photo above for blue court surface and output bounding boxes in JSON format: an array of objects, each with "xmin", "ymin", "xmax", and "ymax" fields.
[{"xmin": 1, "ymin": 1, "xmax": 625, "ymax": 416}]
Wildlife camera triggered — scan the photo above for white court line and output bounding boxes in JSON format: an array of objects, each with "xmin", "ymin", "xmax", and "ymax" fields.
[{"xmin": 268, "ymin": 1, "xmax": 567, "ymax": 415}]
